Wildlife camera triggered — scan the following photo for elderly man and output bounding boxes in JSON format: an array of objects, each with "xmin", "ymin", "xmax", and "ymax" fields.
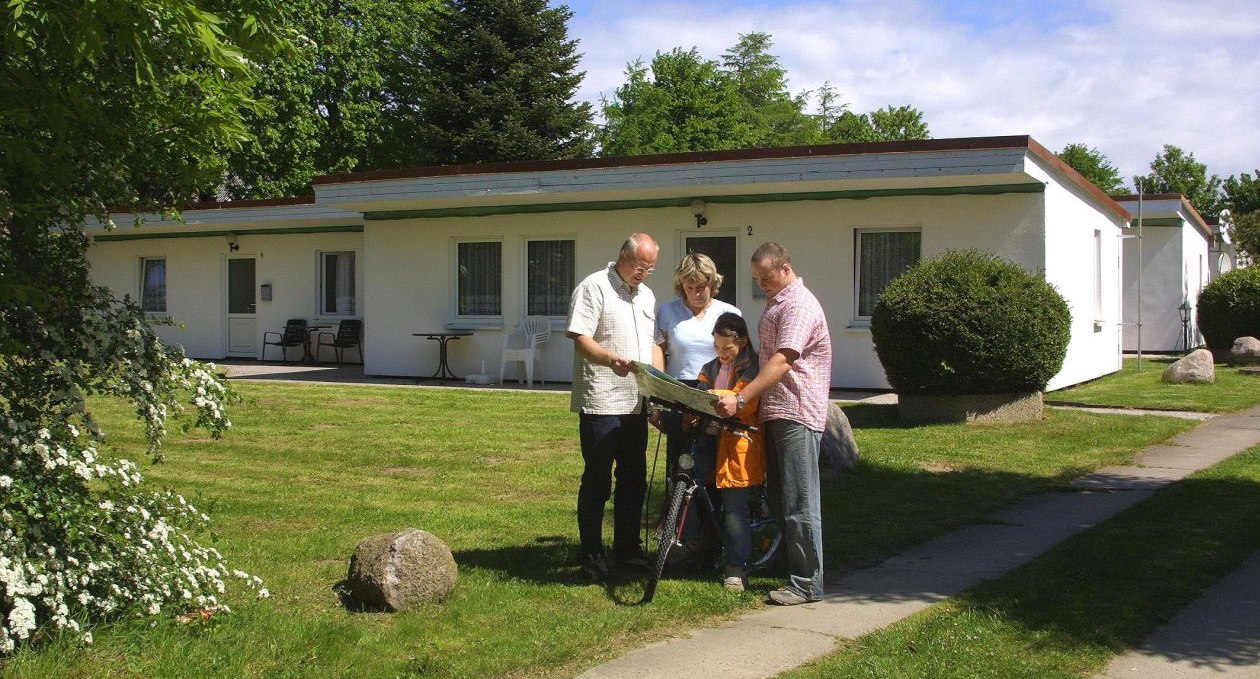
[
  {"xmin": 716, "ymin": 241, "xmax": 831, "ymax": 605},
  {"xmin": 566, "ymin": 233, "xmax": 665, "ymax": 581}
]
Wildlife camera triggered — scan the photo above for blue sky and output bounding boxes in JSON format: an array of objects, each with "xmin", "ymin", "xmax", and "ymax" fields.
[{"xmin": 554, "ymin": 0, "xmax": 1260, "ymax": 189}]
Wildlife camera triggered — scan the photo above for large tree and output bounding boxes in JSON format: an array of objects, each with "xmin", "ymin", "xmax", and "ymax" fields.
[
  {"xmin": 1057, "ymin": 143, "xmax": 1126, "ymax": 194},
  {"xmin": 1, "ymin": 0, "xmax": 274, "ymax": 652},
  {"xmin": 225, "ymin": 0, "xmax": 439, "ymax": 198},
  {"xmin": 720, "ymin": 32, "xmax": 816, "ymax": 148},
  {"xmin": 1223, "ymin": 170, "xmax": 1260, "ymax": 260},
  {"xmin": 416, "ymin": 0, "xmax": 594, "ymax": 164},
  {"xmin": 598, "ymin": 48, "xmax": 755, "ymax": 155},
  {"xmin": 600, "ymin": 37, "xmax": 929, "ymax": 156},
  {"xmin": 1133, "ymin": 144, "xmax": 1225, "ymax": 217}
]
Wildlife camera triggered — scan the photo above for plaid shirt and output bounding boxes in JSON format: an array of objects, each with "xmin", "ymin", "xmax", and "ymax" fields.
[
  {"xmin": 566, "ymin": 263, "xmax": 662, "ymax": 415},
  {"xmin": 758, "ymin": 277, "xmax": 832, "ymax": 431}
]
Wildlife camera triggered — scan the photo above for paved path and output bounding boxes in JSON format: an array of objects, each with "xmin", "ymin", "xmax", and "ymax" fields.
[{"xmin": 579, "ymin": 405, "xmax": 1260, "ymax": 679}]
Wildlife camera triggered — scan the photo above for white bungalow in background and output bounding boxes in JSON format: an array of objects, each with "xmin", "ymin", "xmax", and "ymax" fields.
[
  {"xmin": 86, "ymin": 197, "xmax": 364, "ymax": 360},
  {"xmin": 86, "ymin": 135, "xmax": 1129, "ymax": 391},
  {"xmin": 1113, "ymin": 193, "xmax": 1226, "ymax": 354}
]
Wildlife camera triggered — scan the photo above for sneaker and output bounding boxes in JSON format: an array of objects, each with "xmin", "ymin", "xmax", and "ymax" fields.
[
  {"xmin": 722, "ymin": 575, "xmax": 745, "ymax": 592},
  {"xmin": 613, "ymin": 547, "xmax": 651, "ymax": 571},
  {"xmin": 768, "ymin": 587, "xmax": 817, "ymax": 606},
  {"xmin": 579, "ymin": 553, "xmax": 610, "ymax": 582}
]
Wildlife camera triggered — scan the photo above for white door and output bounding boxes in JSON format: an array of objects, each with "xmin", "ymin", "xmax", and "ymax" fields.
[{"xmin": 226, "ymin": 257, "xmax": 257, "ymax": 356}]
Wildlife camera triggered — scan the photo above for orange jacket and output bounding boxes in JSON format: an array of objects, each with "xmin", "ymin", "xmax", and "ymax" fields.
[{"xmin": 695, "ymin": 347, "xmax": 766, "ymax": 488}]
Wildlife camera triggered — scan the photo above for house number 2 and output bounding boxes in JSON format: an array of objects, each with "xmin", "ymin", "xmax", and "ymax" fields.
[{"xmin": 746, "ymin": 225, "xmax": 754, "ymax": 236}]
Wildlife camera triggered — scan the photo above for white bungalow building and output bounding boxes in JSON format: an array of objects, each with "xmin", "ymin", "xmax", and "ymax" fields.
[
  {"xmin": 87, "ymin": 135, "xmax": 1129, "ymax": 391},
  {"xmin": 1113, "ymin": 194, "xmax": 1222, "ymax": 353}
]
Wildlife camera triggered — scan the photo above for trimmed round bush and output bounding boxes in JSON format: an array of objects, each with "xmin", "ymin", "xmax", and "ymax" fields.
[
  {"xmin": 870, "ymin": 250, "xmax": 1071, "ymax": 395},
  {"xmin": 1197, "ymin": 265, "xmax": 1260, "ymax": 358}
]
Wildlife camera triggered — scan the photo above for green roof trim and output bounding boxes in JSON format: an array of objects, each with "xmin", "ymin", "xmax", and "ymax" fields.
[
  {"xmin": 1126, "ymin": 218, "xmax": 1184, "ymax": 228},
  {"xmin": 362, "ymin": 183, "xmax": 1046, "ymax": 221},
  {"xmin": 91, "ymin": 224, "xmax": 363, "ymax": 242}
]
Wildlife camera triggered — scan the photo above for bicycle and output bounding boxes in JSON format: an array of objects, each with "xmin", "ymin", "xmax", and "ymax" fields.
[{"xmin": 642, "ymin": 432, "xmax": 782, "ymax": 603}]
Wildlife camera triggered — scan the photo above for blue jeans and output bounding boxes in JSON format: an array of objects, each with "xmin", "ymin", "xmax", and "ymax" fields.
[
  {"xmin": 577, "ymin": 413, "xmax": 648, "ymax": 558},
  {"xmin": 689, "ymin": 435, "xmax": 753, "ymax": 572},
  {"xmin": 764, "ymin": 418, "xmax": 824, "ymax": 600}
]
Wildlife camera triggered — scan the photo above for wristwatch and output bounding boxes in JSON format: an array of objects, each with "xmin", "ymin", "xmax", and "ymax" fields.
[{"xmin": 735, "ymin": 394, "xmax": 746, "ymax": 411}]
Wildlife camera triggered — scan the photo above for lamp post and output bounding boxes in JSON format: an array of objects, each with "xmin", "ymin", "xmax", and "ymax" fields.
[{"xmin": 1178, "ymin": 301, "xmax": 1192, "ymax": 354}]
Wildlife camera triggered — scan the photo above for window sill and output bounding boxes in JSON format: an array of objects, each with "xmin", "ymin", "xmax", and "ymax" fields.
[
  {"xmin": 845, "ymin": 320, "xmax": 872, "ymax": 331},
  {"xmin": 446, "ymin": 319, "xmax": 504, "ymax": 331}
]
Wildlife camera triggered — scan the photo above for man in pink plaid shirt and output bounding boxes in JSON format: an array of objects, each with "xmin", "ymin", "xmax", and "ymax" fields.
[{"xmin": 717, "ymin": 241, "xmax": 831, "ymax": 605}]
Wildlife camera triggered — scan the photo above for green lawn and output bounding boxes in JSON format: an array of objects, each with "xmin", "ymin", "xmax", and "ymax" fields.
[
  {"xmin": 1049, "ymin": 356, "xmax": 1260, "ymax": 412},
  {"xmin": 0, "ymin": 382, "xmax": 1202, "ymax": 677}
]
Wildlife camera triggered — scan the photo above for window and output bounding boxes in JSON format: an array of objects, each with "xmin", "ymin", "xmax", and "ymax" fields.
[
  {"xmin": 140, "ymin": 257, "xmax": 167, "ymax": 313},
  {"xmin": 855, "ymin": 229, "xmax": 920, "ymax": 318},
  {"xmin": 320, "ymin": 251, "xmax": 356, "ymax": 316},
  {"xmin": 457, "ymin": 241, "xmax": 501, "ymax": 316},
  {"xmin": 526, "ymin": 239, "xmax": 573, "ymax": 316}
]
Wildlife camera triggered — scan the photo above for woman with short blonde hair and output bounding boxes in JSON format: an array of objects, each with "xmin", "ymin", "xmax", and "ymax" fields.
[
  {"xmin": 657, "ymin": 253, "xmax": 741, "ymax": 382},
  {"xmin": 672, "ymin": 252, "xmax": 725, "ymax": 299}
]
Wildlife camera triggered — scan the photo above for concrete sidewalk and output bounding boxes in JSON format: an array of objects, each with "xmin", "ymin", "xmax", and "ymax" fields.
[{"xmin": 579, "ymin": 405, "xmax": 1260, "ymax": 679}]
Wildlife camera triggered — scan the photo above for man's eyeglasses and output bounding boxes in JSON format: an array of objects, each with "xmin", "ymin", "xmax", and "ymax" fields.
[{"xmin": 632, "ymin": 265, "xmax": 656, "ymax": 276}]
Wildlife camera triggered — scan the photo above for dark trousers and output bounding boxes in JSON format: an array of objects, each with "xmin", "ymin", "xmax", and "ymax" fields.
[{"xmin": 577, "ymin": 412, "xmax": 648, "ymax": 558}]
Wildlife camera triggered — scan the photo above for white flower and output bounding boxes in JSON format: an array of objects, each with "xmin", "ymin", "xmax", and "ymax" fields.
[{"xmin": 0, "ymin": 475, "xmax": 11, "ymax": 489}]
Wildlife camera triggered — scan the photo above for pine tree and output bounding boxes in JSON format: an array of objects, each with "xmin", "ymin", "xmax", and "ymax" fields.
[{"xmin": 418, "ymin": 0, "xmax": 594, "ymax": 164}]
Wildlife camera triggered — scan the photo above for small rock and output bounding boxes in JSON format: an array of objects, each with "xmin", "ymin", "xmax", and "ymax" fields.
[
  {"xmin": 1229, "ymin": 337, "xmax": 1260, "ymax": 366},
  {"xmin": 344, "ymin": 528, "xmax": 458, "ymax": 611},
  {"xmin": 1161, "ymin": 349, "xmax": 1216, "ymax": 384}
]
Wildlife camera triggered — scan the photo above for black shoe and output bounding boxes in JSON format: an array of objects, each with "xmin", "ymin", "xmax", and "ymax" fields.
[
  {"xmin": 613, "ymin": 547, "xmax": 651, "ymax": 571},
  {"xmin": 579, "ymin": 553, "xmax": 610, "ymax": 582}
]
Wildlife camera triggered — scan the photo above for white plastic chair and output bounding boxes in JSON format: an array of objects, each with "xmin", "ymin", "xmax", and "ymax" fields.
[{"xmin": 499, "ymin": 316, "xmax": 552, "ymax": 387}]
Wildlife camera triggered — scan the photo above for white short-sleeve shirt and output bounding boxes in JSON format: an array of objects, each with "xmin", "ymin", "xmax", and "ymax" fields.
[
  {"xmin": 656, "ymin": 297, "xmax": 742, "ymax": 380},
  {"xmin": 567, "ymin": 263, "xmax": 662, "ymax": 415}
]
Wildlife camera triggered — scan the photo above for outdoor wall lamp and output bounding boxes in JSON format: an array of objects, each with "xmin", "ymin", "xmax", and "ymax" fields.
[
  {"xmin": 227, "ymin": 233, "xmax": 240, "ymax": 252},
  {"xmin": 690, "ymin": 199, "xmax": 708, "ymax": 228}
]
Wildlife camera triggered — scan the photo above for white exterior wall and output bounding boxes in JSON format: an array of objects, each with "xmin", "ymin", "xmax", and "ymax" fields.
[
  {"xmin": 1183, "ymin": 221, "xmax": 1210, "ymax": 347},
  {"xmin": 1120, "ymin": 218, "xmax": 1211, "ymax": 353},
  {"xmin": 88, "ymin": 236, "xmax": 229, "ymax": 357},
  {"xmin": 87, "ymin": 231, "xmax": 363, "ymax": 360},
  {"xmin": 1034, "ymin": 162, "xmax": 1125, "ymax": 390},
  {"xmin": 364, "ymin": 192, "xmax": 1059, "ymax": 390}
]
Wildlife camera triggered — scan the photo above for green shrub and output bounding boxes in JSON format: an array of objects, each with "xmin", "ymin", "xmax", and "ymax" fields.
[
  {"xmin": 1197, "ymin": 265, "xmax": 1260, "ymax": 357},
  {"xmin": 870, "ymin": 250, "xmax": 1071, "ymax": 394}
]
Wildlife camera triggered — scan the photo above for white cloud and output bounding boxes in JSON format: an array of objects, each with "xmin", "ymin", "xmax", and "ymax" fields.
[{"xmin": 563, "ymin": 0, "xmax": 1260, "ymax": 186}]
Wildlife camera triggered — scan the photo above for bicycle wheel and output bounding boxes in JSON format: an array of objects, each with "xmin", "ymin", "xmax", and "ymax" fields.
[
  {"xmin": 748, "ymin": 486, "xmax": 782, "ymax": 572},
  {"xmin": 644, "ymin": 478, "xmax": 689, "ymax": 603}
]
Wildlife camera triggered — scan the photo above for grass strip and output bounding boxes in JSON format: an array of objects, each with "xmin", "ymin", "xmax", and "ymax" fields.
[
  {"xmin": 1050, "ymin": 356, "xmax": 1260, "ymax": 413},
  {"xmin": 785, "ymin": 445, "xmax": 1260, "ymax": 679}
]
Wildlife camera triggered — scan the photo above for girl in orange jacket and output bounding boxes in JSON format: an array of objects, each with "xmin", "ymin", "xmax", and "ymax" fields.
[{"xmin": 693, "ymin": 312, "xmax": 765, "ymax": 590}]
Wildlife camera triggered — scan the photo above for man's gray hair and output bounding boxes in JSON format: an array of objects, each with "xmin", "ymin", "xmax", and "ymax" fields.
[{"xmin": 620, "ymin": 232, "xmax": 657, "ymax": 257}]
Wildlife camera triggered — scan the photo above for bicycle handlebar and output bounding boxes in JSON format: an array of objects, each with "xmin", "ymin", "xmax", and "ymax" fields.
[{"xmin": 646, "ymin": 396, "xmax": 758, "ymax": 434}]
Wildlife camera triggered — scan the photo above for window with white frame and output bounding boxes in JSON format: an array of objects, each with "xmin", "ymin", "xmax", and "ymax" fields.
[
  {"xmin": 526, "ymin": 239, "xmax": 574, "ymax": 316},
  {"xmin": 319, "ymin": 251, "xmax": 356, "ymax": 316},
  {"xmin": 456, "ymin": 240, "xmax": 502, "ymax": 316},
  {"xmin": 855, "ymin": 229, "xmax": 920, "ymax": 319},
  {"xmin": 140, "ymin": 257, "xmax": 167, "ymax": 313}
]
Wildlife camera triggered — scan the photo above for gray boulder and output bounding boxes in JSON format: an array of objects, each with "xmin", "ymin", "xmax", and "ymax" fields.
[
  {"xmin": 344, "ymin": 528, "xmax": 457, "ymax": 611},
  {"xmin": 819, "ymin": 402, "xmax": 859, "ymax": 481},
  {"xmin": 1161, "ymin": 348, "xmax": 1216, "ymax": 384},
  {"xmin": 1229, "ymin": 336, "xmax": 1260, "ymax": 366}
]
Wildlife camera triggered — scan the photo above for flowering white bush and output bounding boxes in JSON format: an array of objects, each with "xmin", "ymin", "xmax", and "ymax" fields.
[{"xmin": 0, "ymin": 281, "xmax": 263, "ymax": 654}]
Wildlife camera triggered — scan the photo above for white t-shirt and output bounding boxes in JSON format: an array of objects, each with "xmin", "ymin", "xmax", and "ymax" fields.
[{"xmin": 656, "ymin": 297, "xmax": 742, "ymax": 380}]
